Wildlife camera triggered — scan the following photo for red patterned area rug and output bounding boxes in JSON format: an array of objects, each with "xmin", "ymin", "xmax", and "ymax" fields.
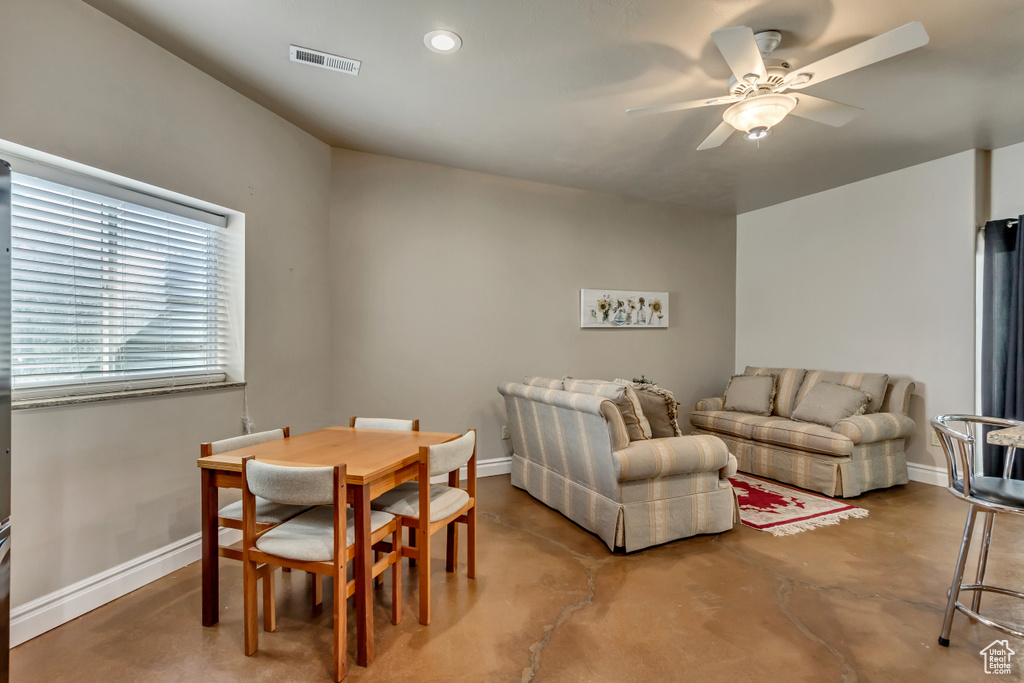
[{"xmin": 729, "ymin": 473, "xmax": 868, "ymax": 536}]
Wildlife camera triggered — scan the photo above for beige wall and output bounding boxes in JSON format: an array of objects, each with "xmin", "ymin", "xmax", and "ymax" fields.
[
  {"xmin": 329, "ymin": 149, "xmax": 737, "ymax": 461},
  {"xmin": 0, "ymin": 0, "xmax": 333, "ymax": 605},
  {"xmin": 735, "ymin": 151, "xmax": 980, "ymax": 472},
  {"xmin": 992, "ymin": 140, "xmax": 1024, "ymax": 219}
]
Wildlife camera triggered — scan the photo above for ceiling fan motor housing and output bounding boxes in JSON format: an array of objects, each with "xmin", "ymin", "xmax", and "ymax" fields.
[{"xmin": 727, "ymin": 62, "xmax": 791, "ymax": 97}]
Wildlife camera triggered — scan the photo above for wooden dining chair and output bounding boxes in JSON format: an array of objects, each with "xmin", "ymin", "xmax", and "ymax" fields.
[
  {"xmin": 350, "ymin": 416, "xmax": 420, "ymax": 578},
  {"xmin": 370, "ymin": 429, "xmax": 477, "ymax": 625},
  {"xmin": 349, "ymin": 416, "xmax": 420, "ymax": 431},
  {"xmin": 241, "ymin": 456, "xmax": 403, "ymax": 682},
  {"xmin": 200, "ymin": 427, "xmax": 310, "ymax": 630}
]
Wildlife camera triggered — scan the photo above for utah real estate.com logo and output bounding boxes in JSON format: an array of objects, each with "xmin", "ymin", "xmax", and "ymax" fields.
[{"xmin": 980, "ymin": 640, "xmax": 1015, "ymax": 675}]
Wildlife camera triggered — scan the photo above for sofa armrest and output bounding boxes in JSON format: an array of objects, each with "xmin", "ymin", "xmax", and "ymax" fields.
[
  {"xmin": 832, "ymin": 413, "xmax": 915, "ymax": 444},
  {"xmin": 612, "ymin": 434, "xmax": 729, "ymax": 482},
  {"xmin": 695, "ymin": 397, "xmax": 724, "ymax": 411},
  {"xmin": 721, "ymin": 453, "xmax": 738, "ymax": 479}
]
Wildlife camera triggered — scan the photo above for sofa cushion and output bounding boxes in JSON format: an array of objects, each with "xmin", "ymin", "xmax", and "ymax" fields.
[
  {"xmin": 523, "ymin": 376, "xmax": 564, "ymax": 390},
  {"xmin": 723, "ymin": 374, "xmax": 776, "ymax": 416},
  {"xmin": 791, "ymin": 382, "xmax": 870, "ymax": 427},
  {"xmin": 744, "ymin": 367, "xmax": 807, "ymax": 418},
  {"xmin": 631, "ymin": 383, "xmax": 683, "ymax": 438},
  {"xmin": 565, "ymin": 379, "xmax": 652, "ymax": 441},
  {"xmin": 797, "ymin": 370, "xmax": 889, "ymax": 414},
  {"xmin": 690, "ymin": 410, "xmax": 854, "ymax": 456}
]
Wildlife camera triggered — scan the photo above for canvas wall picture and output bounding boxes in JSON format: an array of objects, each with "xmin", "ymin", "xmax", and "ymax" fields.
[{"xmin": 580, "ymin": 289, "xmax": 668, "ymax": 328}]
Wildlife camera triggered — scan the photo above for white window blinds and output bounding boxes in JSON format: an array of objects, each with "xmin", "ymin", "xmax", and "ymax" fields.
[{"xmin": 11, "ymin": 173, "xmax": 228, "ymax": 399}]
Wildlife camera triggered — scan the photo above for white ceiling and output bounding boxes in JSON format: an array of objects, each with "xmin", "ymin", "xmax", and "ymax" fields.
[{"xmin": 83, "ymin": 0, "xmax": 1024, "ymax": 214}]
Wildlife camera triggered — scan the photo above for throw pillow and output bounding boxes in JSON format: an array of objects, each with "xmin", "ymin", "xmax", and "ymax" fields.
[
  {"xmin": 796, "ymin": 371, "xmax": 889, "ymax": 414},
  {"xmin": 564, "ymin": 378, "xmax": 652, "ymax": 441},
  {"xmin": 723, "ymin": 374, "xmax": 777, "ymax": 416},
  {"xmin": 744, "ymin": 367, "xmax": 807, "ymax": 418},
  {"xmin": 631, "ymin": 383, "xmax": 683, "ymax": 437},
  {"xmin": 791, "ymin": 381, "xmax": 870, "ymax": 427}
]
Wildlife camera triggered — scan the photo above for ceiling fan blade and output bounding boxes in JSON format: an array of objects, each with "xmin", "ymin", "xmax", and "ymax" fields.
[
  {"xmin": 790, "ymin": 94, "xmax": 864, "ymax": 127},
  {"xmin": 711, "ymin": 26, "xmax": 768, "ymax": 83},
  {"xmin": 626, "ymin": 95, "xmax": 740, "ymax": 117},
  {"xmin": 784, "ymin": 21, "xmax": 929, "ymax": 90},
  {"xmin": 697, "ymin": 121, "xmax": 735, "ymax": 151}
]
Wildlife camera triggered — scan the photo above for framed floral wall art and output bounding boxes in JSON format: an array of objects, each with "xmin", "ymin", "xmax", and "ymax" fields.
[{"xmin": 580, "ymin": 289, "xmax": 669, "ymax": 328}]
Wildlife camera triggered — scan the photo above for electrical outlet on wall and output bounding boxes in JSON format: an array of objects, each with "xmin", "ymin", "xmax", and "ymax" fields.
[
  {"xmin": 501, "ymin": 425, "xmax": 510, "ymax": 440},
  {"xmin": 931, "ymin": 431, "xmax": 940, "ymax": 447}
]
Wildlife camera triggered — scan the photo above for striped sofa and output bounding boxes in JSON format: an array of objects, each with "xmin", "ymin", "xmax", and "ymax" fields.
[
  {"xmin": 499, "ymin": 380, "xmax": 738, "ymax": 552},
  {"xmin": 690, "ymin": 367, "xmax": 915, "ymax": 498}
]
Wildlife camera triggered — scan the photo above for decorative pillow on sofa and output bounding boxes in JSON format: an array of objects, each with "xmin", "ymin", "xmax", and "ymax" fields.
[
  {"xmin": 523, "ymin": 376, "xmax": 564, "ymax": 390},
  {"xmin": 564, "ymin": 378, "xmax": 652, "ymax": 441},
  {"xmin": 796, "ymin": 371, "xmax": 889, "ymax": 414},
  {"xmin": 791, "ymin": 381, "xmax": 869, "ymax": 427},
  {"xmin": 723, "ymin": 374, "xmax": 777, "ymax": 416},
  {"xmin": 744, "ymin": 367, "xmax": 807, "ymax": 418},
  {"xmin": 628, "ymin": 382, "xmax": 683, "ymax": 437}
]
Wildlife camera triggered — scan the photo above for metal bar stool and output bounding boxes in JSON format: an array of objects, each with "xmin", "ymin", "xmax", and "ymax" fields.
[{"xmin": 931, "ymin": 414, "xmax": 1024, "ymax": 646}]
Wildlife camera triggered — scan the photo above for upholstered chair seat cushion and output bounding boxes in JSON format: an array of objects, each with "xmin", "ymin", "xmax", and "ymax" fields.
[
  {"xmin": 371, "ymin": 483, "xmax": 470, "ymax": 522},
  {"xmin": 218, "ymin": 497, "xmax": 310, "ymax": 524},
  {"xmin": 953, "ymin": 477, "xmax": 1024, "ymax": 508},
  {"xmin": 255, "ymin": 506, "xmax": 396, "ymax": 562}
]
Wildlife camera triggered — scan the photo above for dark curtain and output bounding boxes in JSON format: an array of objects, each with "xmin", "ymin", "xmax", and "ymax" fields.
[{"xmin": 981, "ymin": 217, "xmax": 1024, "ymax": 479}]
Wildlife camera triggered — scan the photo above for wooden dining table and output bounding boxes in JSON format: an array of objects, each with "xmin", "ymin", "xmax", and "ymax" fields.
[{"xmin": 197, "ymin": 426, "xmax": 459, "ymax": 666}]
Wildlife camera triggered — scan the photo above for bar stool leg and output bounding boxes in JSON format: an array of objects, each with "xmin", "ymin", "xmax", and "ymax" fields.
[
  {"xmin": 939, "ymin": 506, "xmax": 978, "ymax": 647},
  {"xmin": 972, "ymin": 511, "xmax": 994, "ymax": 613}
]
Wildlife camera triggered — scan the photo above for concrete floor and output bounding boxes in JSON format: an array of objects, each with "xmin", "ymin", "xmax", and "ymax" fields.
[{"xmin": 11, "ymin": 476, "xmax": 1024, "ymax": 682}]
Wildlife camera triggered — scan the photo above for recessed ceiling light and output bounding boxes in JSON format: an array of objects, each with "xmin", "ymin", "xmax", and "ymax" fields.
[{"xmin": 425, "ymin": 30, "xmax": 462, "ymax": 54}]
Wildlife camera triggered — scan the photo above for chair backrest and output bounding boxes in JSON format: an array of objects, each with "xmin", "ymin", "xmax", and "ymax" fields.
[
  {"xmin": 427, "ymin": 430, "xmax": 475, "ymax": 477},
  {"xmin": 245, "ymin": 460, "xmax": 338, "ymax": 506},
  {"xmin": 350, "ymin": 416, "xmax": 419, "ymax": 431},
  {"xmin": 932, "ymin": 414, "xmax": 1023, "ymax": 495},
  {"xmin": 202, "ymin": 427, "xmax": 289, "ymax": 457}
]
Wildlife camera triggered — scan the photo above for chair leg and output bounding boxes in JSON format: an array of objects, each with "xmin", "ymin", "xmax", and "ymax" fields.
[
  {"xmin": 375, "ymin": 550, "xmax": 384, "ymax": 587},
  {"xmin": 392, "ymin": 526, "xmax": 403, "ymax": 625},
  {"xmin": 467, "ymin": 505, "xmax": 477, "ymax": 580},
  {"xmin": 446, "ymin": 523, "xmax": 458, "ymax": 573},
  {"xmin": 939, "ymin": 506, "xmax": 978, "ymax": 647},
  {"xmin": 418, "ymin": 526, "xmax": 431, "ymax": 625},
  {"xmin": 333, "ymin": 569, "xmax": 346, "ymax": 682},
  {"xmin": 972, "ymin": 511, "xmax": 995, "ymax": 613},
  {"xmin": 312, "ymin": 572, "xmax": 323, "ymax": 610},
  {"xmin": 261, "ymin": 565, "xmax": 276, "ymax": 632},
  {"xmin": 243, "ymin": 557, "xmax": 260, "ymax": 656}
]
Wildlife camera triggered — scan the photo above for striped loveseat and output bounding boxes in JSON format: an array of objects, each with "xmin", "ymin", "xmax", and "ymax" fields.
[
  {"xmin": 690, "ymin": 367, "xmax": 915, "ymax": 498},
  {"xmin": 499, "ymin": 379, "xmax": 738, "ymax": 552}
]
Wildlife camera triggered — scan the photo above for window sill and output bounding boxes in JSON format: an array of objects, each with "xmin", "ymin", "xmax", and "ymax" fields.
[{"xmin": 12, "ymin": 381, "xmax": 247, "ymax": 411}]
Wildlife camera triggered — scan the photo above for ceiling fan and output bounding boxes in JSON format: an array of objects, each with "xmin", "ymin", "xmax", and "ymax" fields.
[{"xmin": 628, "ymin": 22, "xmax": 929, "ymax": 150}]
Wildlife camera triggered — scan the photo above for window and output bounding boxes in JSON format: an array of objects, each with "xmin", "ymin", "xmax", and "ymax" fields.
[{"xmin": 10, "ymin": 169, "xmax": 232, "ymax": 400}]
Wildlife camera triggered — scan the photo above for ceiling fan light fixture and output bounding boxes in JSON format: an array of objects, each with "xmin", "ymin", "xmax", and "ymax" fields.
[
  {"xmin": 722, "ymin": 93, "xmax": 798, "ymax": 137},
  {"xmin": 744, "ymin": 126, "xmax": 772, "ymax": 140},
  {"xmin": 425, "ymin": 30, "xmax": 462, "ymax": 54}
]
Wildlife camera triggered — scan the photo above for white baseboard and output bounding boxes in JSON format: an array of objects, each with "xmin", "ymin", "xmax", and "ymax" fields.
[
  {"xmin": 907, "ymin": 462, "xmax": 946, "ymax": 487},
  {"xmin": 12, "ymin": 458, "xmax": 514, "ymax": 647},
  {"xmin": 431, "ymin": 455, "xmax": 511, "ymax": 483},
  {"xmin": 10, "ymin": 527, "xmax": 241, "ymax": 647}
]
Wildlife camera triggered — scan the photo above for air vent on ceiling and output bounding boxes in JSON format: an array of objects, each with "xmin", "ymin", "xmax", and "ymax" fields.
[{"xmin": 289, "ymin": 45, "xmax": 361, "ymax": 75}]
